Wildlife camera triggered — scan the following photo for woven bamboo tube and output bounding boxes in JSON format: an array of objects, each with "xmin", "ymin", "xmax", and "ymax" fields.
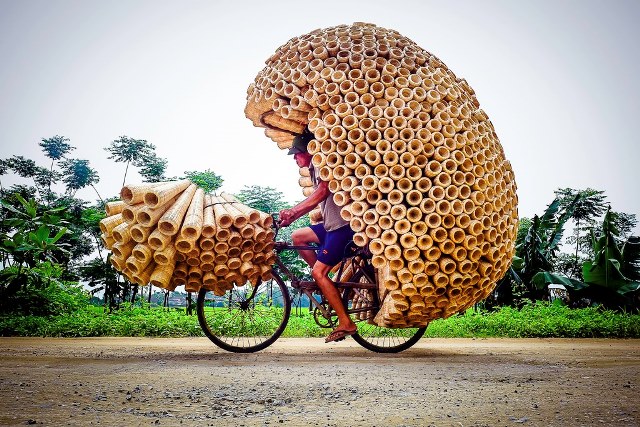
[
  {"xmin": 138, "ymin": 201, "xmax": 178, "ymax": 227},
  {"xmin": 157, "ymin": 183, "xmax": 197, "ymax": 236},
  {"xmin": 227, "ymin": 257, "xmax": 241, "ymax": 271},
  {"xmin": 227, "ymin": 231, "xmax": 242, "ymax": 248},
  {"xmin": 112, "ymin": 240, "xmax": 136, "ymax": 260},
  {"xmin": 175, "ymin": 250, "xmax": 186, "ymax": 262},
  {"xmin": 120, "ymin": 182, "xmax": 169, "ymax": 205},
  {"xmin": 154, "ymin": 245, "xmax": 176, "ymax": 265},
  {"xmin": 200, "ymin": 237, "xmax": 215, "ymax": 251},
  {"xmin": 173, "ymin": 262, "xmax": 188, "ymax": 279},
  {"xmin": 188, "ymin": 264, "xmax": 203, "ymax": 280},
  {"xmin": 130, "ymin": 224, "xmax": 153, "ymax": 243},
  {"xmin": 175, "ymin": 236, "xmax": 195, "ymax": 253},
  {"xmin": 143, "ymin": 180, "xmax": 191, "ymax": 209},
  {"xmin": 131, "ymin": 241, "xmax": 152, "ymax": 263},
  {"xmin": 185, "ymin": 280, "xmax": 201, "ymax": 293},
  {"xmin": 148, "ymin": 229, "xmax": 173, "ymax": 251},
  {"xmin": 100, "ymin": 214, "xmax": 124, "ymax": 235},
  {"xmin": 221, "ymin": 201, "xmax": 249, "ymax": 229},
  {"xmin": 240, "ymin": 246, "xmax": 254, "ymax": 261},
  {"xmin": 179, "ymin": 187, "xmax": 205, "ymax": 241},
  {"xmin": 220, "ymin": 193, "xmax": 262, "ymax": 224},
  {"xmin": 112, "ymin": 222, "xmax": 132, "ymax": 244},
  {"xmin": 105, "ymin": 201, "xmax": 126, "ymax": 216},
  {"xmin": 203, "ymin": 271, "xmax": 217, "ymax": 287},
  {"xmin": 150, "ymin": 263, "xmax": 175, "ymax": 289},
  {"xmin": 201, "ymin": 194, "xmax": 216, "ymax": 238},
  {"xmin": 133, "ymin": 261, "xmax": 155, "ymax": 286},
  {"xmin": 125, "ymin": 252, "xmax": 150, "ymax": 275},
  {"xmin": 110, "ymin": 255, "xmax": 126, "ymax": 271},
  {"xmin": 384, "ymin": 244, "xmax": 402, "ymax": 260},
  {"xmin": 101, "ymin": 234, "xmax": 115, "ymax": 250},
  {"xmin": 388, "ymin": 190, "xmax": 403, "ymax": 205}
]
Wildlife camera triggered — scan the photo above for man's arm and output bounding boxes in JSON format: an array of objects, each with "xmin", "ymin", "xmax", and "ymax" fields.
[{"xmin": 279, "ymin": 180, "xmax": 330, "ymax": 226}]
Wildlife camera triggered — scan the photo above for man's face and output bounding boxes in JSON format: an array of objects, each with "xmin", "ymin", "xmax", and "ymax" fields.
[{"xmin": 294, "ymin": 152, "xmax": 311, "ymax": 168}]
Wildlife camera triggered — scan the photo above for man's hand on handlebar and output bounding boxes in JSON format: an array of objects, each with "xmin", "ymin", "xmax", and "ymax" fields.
[{"xmin": 279, "ymin": 208, "xmax": 295, "ymax": 227}]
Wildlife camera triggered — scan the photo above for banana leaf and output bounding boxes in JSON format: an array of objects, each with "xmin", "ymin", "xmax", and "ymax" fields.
[
  {"xmin": 583, "ymin": 260, "xmax": 640, "ymax": 295},
  {"xmin": 532, "ymin": 271, "xmax": 587, "ymax": 291},
  {"xmin": 511, "ymin": 255, "xmax": 524, "ymax": 271},
  {"xmin": 621, "ymin": 236, "xmax": 640, "ymax": 281}
]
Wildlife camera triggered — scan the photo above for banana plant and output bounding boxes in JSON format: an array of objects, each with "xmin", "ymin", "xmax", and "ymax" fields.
[
  {"xmin": 504, "ymin": 196, "xmax": 579, "ymax": 302},
  {"xmin": 533, "ymin": 208, "xmax": 640, "ymax": 309},
  {"xmin": 582, "ymin": 208, "xmax": 640, "ymax": 297}
]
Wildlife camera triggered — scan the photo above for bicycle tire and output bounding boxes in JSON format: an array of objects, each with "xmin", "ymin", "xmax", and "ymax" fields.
[
  {"xmin": 343, "ymin": 267, "xmax": 427, "ymax": 353},
  {"xmin": 196, "ymin": 271, "xmax": 291, "ymax": 353}
]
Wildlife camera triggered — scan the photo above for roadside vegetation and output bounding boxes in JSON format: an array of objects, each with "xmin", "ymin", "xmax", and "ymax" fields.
[
  {"xmin": 1, "ymin": 135, "xmax": 639, "ymax": 339},
  {"xmin": 1, "ymin": 302, "xmax": 638, "ymax": 338}
]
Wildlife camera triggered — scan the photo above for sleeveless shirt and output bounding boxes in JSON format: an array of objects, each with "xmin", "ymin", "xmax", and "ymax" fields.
[{"xmin": 310, "ymin": 165, "xmax": 349, "ymax": 232}]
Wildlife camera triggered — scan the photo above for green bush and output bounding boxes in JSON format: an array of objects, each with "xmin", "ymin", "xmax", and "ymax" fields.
[
  {"xmin": 0, "ymin": 263, "xmax": 88, "ymax": 316},
  {"xmin": 425, "ymin": 301, "xmax": 640, "ymax": 338},
  {"xmin": 1, "ymin": 301, "xmax": 638, "ymax": 338}
]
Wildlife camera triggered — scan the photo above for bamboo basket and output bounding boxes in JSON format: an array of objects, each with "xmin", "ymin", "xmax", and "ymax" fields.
[
  {"xmin": 243, "ymin": 22, "xmax": 519, "ymax": 328},
  {"xmin": 103, "ymin": 180, "xmax": 278, "ymax": 299}
]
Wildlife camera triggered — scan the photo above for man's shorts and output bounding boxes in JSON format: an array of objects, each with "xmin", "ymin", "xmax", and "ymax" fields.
[{"xmin": 309, "ymin": 224, "xmax": 355, "ymax": 267}]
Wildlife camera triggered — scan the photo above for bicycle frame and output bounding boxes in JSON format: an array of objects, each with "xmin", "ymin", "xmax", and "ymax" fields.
[
  {"xmin": 195, "ymin": 215, "xmax": 428, "ymax": 353},
  {"xmin": 271, "ymin": 241, "xmax": 378, "ymax": 323}
]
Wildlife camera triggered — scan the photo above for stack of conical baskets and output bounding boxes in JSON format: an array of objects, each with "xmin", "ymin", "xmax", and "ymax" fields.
[
  {"xmin": 244, "ymin": 22, "xmax": 519, "ymax": 328},
  {"xmin": 99, "ymin": 180, "xmax": 276, "ymax": 296}
]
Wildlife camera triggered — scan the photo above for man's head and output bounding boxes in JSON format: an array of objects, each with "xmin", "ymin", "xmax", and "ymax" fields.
[{"xmin": 288, "ymin": 128, "xmax": 314, "ymax": 167}]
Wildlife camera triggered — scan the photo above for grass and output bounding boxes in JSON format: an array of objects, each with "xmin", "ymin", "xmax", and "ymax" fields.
[{"xmin": 0, "ymin": 301, "xmax": 638, "ymax": 338}]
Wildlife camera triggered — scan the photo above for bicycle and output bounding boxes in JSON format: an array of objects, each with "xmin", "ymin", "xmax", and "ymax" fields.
[{"xmin": 196, "ymin": 216, "xmax": 427, "ymax": 353}]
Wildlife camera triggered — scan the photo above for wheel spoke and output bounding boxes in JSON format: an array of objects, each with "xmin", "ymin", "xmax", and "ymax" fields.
[{"xmin": 196, "ymin": 274, "xmax": 291, "ymax": 353}]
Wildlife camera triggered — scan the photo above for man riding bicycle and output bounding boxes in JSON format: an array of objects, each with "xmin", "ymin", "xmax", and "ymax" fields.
[{"xmin": 278, "ymin": 129, "xmax": 358, "ymax": 343}]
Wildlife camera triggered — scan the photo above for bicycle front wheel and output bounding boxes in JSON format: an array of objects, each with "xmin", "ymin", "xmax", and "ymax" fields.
[
  {"xmin": 197, "ymin": 271, "xmax": 291, "ymax": 353},
  {"xmin": 344, "ymin": 268, "xmax": 427, "ymax": 353}
]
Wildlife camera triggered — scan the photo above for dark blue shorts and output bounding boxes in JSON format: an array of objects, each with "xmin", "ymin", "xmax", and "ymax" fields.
[{"xmin": 310, "ymin": 224, "xmax": 355, "ymax": 267}]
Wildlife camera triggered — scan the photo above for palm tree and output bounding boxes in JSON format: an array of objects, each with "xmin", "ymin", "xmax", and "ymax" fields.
[
  {"xmin": 555, "ymin": 188, "xmax": 608, "ymax": 258},
  {"xmin": 105, "ymin": 136, "xmax": 157, "ymax": 186},
  {"xmin": 39, "ymin": 135, "xmax": 75, "ymax": 198},
  {"xmin": 59, "ymin": 159, "xmax": 103, "ymax": 203}
]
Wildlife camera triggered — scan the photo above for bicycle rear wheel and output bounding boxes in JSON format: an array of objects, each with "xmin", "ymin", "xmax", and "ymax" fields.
[
  {"xmin": 196, "ymin": 271, "xmax": 290, "ymax": 353},
  {"xmin": 343, "ymin": 268, "xmax": 427, "ymax": 353}
]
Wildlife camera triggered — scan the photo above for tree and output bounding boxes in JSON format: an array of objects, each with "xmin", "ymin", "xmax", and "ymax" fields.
[
  {"xmin": 555, "ymin": 188, "xmax": 607, "ymax": 258},
  {"xmin": 139, "ymin": 154, "xmax": 168, "ymax": 183},
  {"xmin": 236, "ymin": 185, "xmax": 288, "ymax": 213},
  {"xmin": 6, "ymin": 155, "xmax": 38, "ymax": 178},
  {"xmin": 39, "ymin": 135, "xmax": 74, "ymax": 162},
  {"xmin": 78, "ymin": 256, "xmax": 123, "ymax": 310},
  {"xmin": 610, "ymin": 211, "xmax": 638, "ymax": 239},
  {"xmin": 0, "ymin": 158, "xmax": 8, "ymax": 190},
  {"xmin": 5, "ymin": 155, "xmax": 60, "ymax": 202},
  {"xmin": 59, "ymin": 158, "xmax": 102, "ymax": 202},
  {"xmin": 105, "ymin": 136, "xmax": 157, "ymax": 186},
  {"xmin": 183, "ymin": 169, "xmax": 223, "ymax": 193},
  {"xmin": 39, "ymin": 135, "xmax": 75, "ymax": 198}
]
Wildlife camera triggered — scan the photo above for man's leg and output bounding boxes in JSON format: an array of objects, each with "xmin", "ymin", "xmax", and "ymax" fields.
[
  {"xmin": 291, "ymin": 227, "xmax": 319, "ymax": 268},
  {"xmin": 312, "ymin": 261, "xmax": 357, "ymax": 332}
]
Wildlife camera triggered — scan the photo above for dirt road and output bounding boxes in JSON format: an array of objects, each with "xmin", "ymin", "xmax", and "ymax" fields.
[{"xmin": 0, "ymin": 337, "xmax": 638, "ymax": 426}]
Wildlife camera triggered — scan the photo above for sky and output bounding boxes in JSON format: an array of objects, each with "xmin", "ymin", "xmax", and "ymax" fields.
[{"xmin": 1, "ymin": 0, "xmax": 639, "ymax": 233}]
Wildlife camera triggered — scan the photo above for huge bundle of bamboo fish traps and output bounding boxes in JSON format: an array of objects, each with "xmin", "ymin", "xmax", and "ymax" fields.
[
  {"xmin": 100, "ymin": 180, "xmax": 276, "ymax": 296},
  {"xmin": 245, "ymin": 22, "xmax": 518, "ymax": 327}
]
